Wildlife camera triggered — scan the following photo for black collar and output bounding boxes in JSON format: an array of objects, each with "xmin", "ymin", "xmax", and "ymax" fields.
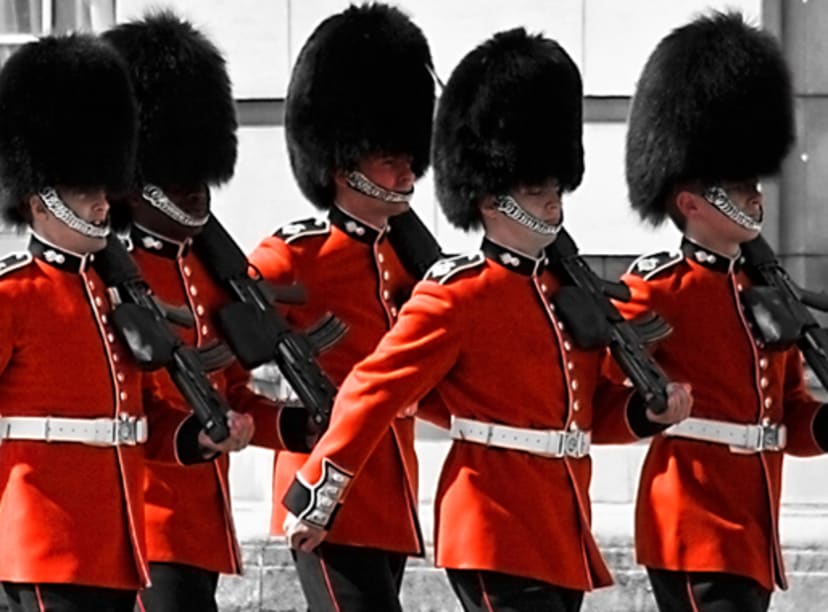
[
  {"xmin": 29, "ymin": 234, "xmax": 89, "ymax": 273},
  {"xmin": 329, "ymin": 206, "xmax": 384, "ymax": 245},
  {"xmin": 131, "ymin": 224, "xmax": 190, "ymax": 259},
  {"xmin": 681, "ymin": 238, "xmax": 741, "ymax": 274},
  {"xmin": 482, "ymin": 237, "xmax": 547, "ymax": 276}
]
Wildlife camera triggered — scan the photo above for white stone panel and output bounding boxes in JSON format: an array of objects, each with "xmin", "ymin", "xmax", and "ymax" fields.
[
  {"xmin": 565, "ymin": 122, "xmax": 681, "ymax": 255},
  {"xmin": 583, "ymin": 0, "xmax": 762, "ymax": 95}
]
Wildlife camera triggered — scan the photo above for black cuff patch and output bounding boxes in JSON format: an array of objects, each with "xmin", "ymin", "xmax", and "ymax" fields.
[
  {"xmin": 283, "ymin": 477, "xmax": 312, "ymax": 517},
  {"xmin": 814, "ymin": 404, "xmax": 828, "ymax": 452},
  {"xmin": 176, "ymin": 414, "xmax": 217, "ymax": 465},
  {"xmin": 627, "ymin": 392, "xmax": 669, "ymax": 438},
  {"xmin": 281, "ymin": 459, "xmax": 352, "ymax": 529}
]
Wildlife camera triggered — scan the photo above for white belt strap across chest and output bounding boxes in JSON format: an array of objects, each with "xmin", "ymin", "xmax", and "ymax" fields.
[
  {"xmin": 450, "ymin": 416, "xmax": 590, "ymax": 458},
  {"xmin": 0, "ymin": 415, "xmax": 148, "ymax": 446},
  {"xmin": 664, "ymin": 417, "xmax": 786, "ymax": 453}
]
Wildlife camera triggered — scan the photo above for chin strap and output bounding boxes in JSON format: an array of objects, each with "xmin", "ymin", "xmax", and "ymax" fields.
[
  {"xmin": 703, "ymin": 186, "xmax": 763, "ymax": 232},
  {"xmin": 494, "ymin": 194, "xmax": 562, "ymax": 236},
  {"xmin": 142, "ymin": 184, "xmax": 209, "ymax": 228},
  {"xmin": 38, "ymin": 187, "xmax": 110, "ymax": 239},
  {"xmin": 345, "ymin": 171, "xmax": 413, "ymax": 205}
]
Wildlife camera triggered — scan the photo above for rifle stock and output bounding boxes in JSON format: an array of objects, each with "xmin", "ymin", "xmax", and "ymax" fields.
[
  {"xmin": 93, "ymin": 235, "xmax": 231, "ymax": 442},
  {"xmin": 740, "ymin": 235, "xmax": 828, "ymax": 392},
  {"xmin": 546, "ymin": 228, "xmax": 672, "ymax": 413},
  {"xmin": 192, "ymin": 216, "xmax": 341, "ymax": 431}
]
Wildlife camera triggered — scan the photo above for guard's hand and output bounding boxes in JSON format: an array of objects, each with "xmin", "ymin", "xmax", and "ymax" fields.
[
  {"xmin": 284, "ymin": 512, "xmax": 327, "ymax": 552},
  {"xmin": 198, "ymin": 410, "xmax": 255, "ymax": 455},
  {"xmin": 646, "ymin": 382, "xmax": 692, "ymax": 425}
]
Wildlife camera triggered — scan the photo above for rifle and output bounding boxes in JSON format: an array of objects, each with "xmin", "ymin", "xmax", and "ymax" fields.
[
  {"xmin": 740, "ymin": 235, "xmax": 828, "ymax": 392},
  {"xmin": 545, "ymin": 228, "xmax": 673, "ymax": 413},
  {"xmin": 191, "ymin": 216, "xmax": 344, "ymax": 431},
  {"xmin": 93, "ymin": 235, "xmax": 231, "ymax": 442}
]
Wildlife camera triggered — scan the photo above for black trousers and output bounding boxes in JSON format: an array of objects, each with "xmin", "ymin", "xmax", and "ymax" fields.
[
  {"xmin": 446, "ymin": 569, "xmax": 584, "ymax": 612},
  {"xmin": 3, "ymin": 582, "xmax": 136, "ymax": 612},
  {"xmin": 292, "ymin": 542, "xmax": 406, "ymax": 612},
  {"xmin": 647, "ymin": 568, "xmax": 772, "ymax": 612},
  {"xmin": 136, "ymin": 562, "xmax": 219, "ymax": 612}
]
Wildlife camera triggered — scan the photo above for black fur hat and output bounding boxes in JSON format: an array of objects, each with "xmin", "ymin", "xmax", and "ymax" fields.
[
  {"xmin": 626, "ymin": 11, "xmax": 794, "ymax": 225},
  {"xmin": 103, "ymin": 10, "xmax": 237, "ymax": 190},
  {"xmin": 286, "ymin": 3, "xmax": 434, "ymax": 209},
  {"xmin": 0, "ymin": 34, "xmax": 137, "ymax": 227},
  {"xmin": 432, "ymin": 28, "xmax": 584, "ymax": 231}
]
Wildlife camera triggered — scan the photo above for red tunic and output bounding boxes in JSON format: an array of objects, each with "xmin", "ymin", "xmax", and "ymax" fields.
[
  {"xmin": 617, "ymin": 238, "xmax": 825, "ymax": 591},
  {"xmin": 289, "ymin": 238, "xmax": 646, "ymax": 590},
  {"xmin": 130, "ymin": 224, "xmax": 291, "ymax": 574},
  {"xmin": 0, "ymin": 235, "xmax": 187, "ymax": 589},
  {"xmin": 249, "ymin": 206, "xmax": 422, "ymax": 554}
]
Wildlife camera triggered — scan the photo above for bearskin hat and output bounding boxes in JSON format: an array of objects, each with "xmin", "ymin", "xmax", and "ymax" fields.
[
  {"xmin": 0, "ymin": 34, "xmax": 137, "ymax": 226},
  {"xmin": 432, "ymin": 28, "xmax": 584, "ymax": 230},
  {"xmin": 103, "ymin": 10, "xmax": 237, "ymax": 190},
  {"xmin": 286, "ymin": 3, "xmax": 434, "ymax": 209},
  {"xmin": 626, "ymin": 11, "xmax": 794, "ymax": 225}
]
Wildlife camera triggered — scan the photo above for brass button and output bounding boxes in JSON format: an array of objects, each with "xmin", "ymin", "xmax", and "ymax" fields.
[
  {"xmin": 573, "ymin": 400, "xmax": 580, "ymax": 412},
  {"xmin": 571, "ymin": 379, "xmax": 579, "ymax": 391},
  {"xmin": 183, "ymin": 265, "xmax": 192, "ymax": 277},
  {"xmin": 760, "ymin": 377, "xmax": 769, "ymax": 389},
  {"xmin": 196, "ymin": 304, "xmax": 205, "ymax": 316},
  {"xmin": 759, "ymin": 357, "xmax": 768, "ymax": 370},
  {"xmin": 563, "ymin": 340, "xmax": 572, "ymax": 351},
  {"xmin": 119, "ymin": 391, "xmax": 128, "ymax": 401},
  {"xmin": 764, "ymin": 397, "xmax": 773, "ymax": 409},
  {"xmin": 189, "ymin": 285, "xmax": 198, "ymax": 297},
  {"xmin": 201, "ymin": 325, "xmax": 209, "ymax": 336},
  {"xmin": 116, "ymin": 372, "xmax": 125, "ymax": 383}
]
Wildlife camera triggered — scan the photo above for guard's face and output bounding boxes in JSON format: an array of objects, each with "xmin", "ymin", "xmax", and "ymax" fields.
[
  {"xmin": 704, "ymin": 177, "xmax": 763, "ymax": 242},
  {"xmin": 511, "ymin": 180, "xmax": 563, "ymax": 228},
  {"xmin": 360, "ymin": 153, "xmax": 416, "ymax": 194},
  {"xmin": 509, "ymin": 179, "xmax": 563, "ymax": 251},
  {"xmin": 35, "ymin": 185, "xmax": 110, "ymax": 254},
  {"xmin": 132, "ymin": 183, "xmax": 210, "ymax": 241}
]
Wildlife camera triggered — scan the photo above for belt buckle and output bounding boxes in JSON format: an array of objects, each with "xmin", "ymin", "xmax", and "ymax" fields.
[
  {"xmin": 116, "ymin": 415, "xmax": 138, "ymax": 446},
  {"xmin": 565, "ymin": 431, "xmax": 589, "ymax": 458},
  {"xmin": 758, "ymin": 422, "xmax": 785, "ymax": 452}
]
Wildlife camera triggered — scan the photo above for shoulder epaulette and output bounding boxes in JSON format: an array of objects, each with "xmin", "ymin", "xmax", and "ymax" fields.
[
  {"xmin": 0, "ymin": 252, "xmax": 32, "ymax": 277},
  {"xmin": 627, "ymin": 250, "xmax": 682, "ymax": 280},
  {"xmin": 273, "ymin": 217, "xmax": 330, "ymax": 243},
  {"xmin": 425, "ymin": 252, "xmax": 485, "ymax": 284}
]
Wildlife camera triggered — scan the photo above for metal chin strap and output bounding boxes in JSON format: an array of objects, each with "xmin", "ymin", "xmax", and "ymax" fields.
[
  {"xmin": 142, "ymin": 183, "xmax": 209, "ymax": 228},
  {"xmin": 494, "ymin": 194, "xmax": 562, "ymax": 236},
  {"xmin": 703, "ymin": 186, "xmax": 763, "ymax": 232},
  {"xmin": 38, "ymin": 187, "xmax": 110, "ymax": 239},
  {"xmin": 345, "ymin": 171, "xmax": 413, "ymax": 205}
]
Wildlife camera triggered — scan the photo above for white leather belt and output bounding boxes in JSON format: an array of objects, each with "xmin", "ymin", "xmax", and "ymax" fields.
[
  {"xmin": 0, "ymin": 415, "xmax": 148, "ymax": 446},
  {"xmin": 665, "ymin": 417, "xmax": 786, "ymax": 453},
  {"xmin": 450, "ymin": 416, "xmax": 590, "ymax": 458}
]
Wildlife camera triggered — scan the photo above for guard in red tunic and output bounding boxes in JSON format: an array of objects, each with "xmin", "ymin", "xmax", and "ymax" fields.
[
  {"xmin": 282, "ymin": 28, "xmax": 692, "ymax": 612},
  {"xmin": 247, "ymin": 4, "xmax": 436, "ymax": 610},
  {"xmin": 621, "ymin": 11, "xmax": 828, "ymax": 611},
  {"xmin": 0, "ymin": 34, "xmax": 249, "ymax": 612},
  {"xmin": 102, "ymin": 12, "xmax": 310, "ymax": 612}
]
